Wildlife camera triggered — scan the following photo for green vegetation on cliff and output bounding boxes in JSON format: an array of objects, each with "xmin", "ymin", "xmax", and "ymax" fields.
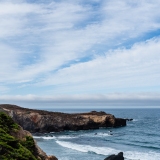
[{"xmin": 0, "ymin": 112, "xmax": 38, "ymax": 160}]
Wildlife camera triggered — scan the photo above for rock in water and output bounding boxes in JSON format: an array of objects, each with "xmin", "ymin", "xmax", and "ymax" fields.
[
  {"xmin": 126, "ymin": 118, "xmax": 133, "ymax": 121},
  {"xmin": 104, "ymin": 152, "xmax": 124, "ymax": 160}
]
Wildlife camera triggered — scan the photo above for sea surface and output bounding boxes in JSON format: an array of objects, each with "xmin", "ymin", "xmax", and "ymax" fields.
[{"xmin": 33, "ymin": 108, "xmax": 160, "ymax": 160}]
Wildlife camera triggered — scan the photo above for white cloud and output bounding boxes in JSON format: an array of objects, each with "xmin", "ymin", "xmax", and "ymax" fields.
[
  {"xmin": 0, "ymin": 0, "xmax": 160, "ymax": 100},
  {"xmin": 39, "ymin": 37, "xmax": 160, "ymax": 94},
  {"xmin": 101, "ymin": 0, "xmax": 160, "ymax": 37},
  {"xmin": 0, "ymin": 44, "xmax": 20, "ymax": 81},
  {"xmin": 0, "ymin": 2, "xmax": 40, "ymax": 38},
  {"xmin": 0, "ymin": 93, "xmax": 160, "ymax": 107},
  {"xmin": 1, "ymin": 93, "xmax": 160, "ymax": 101}
]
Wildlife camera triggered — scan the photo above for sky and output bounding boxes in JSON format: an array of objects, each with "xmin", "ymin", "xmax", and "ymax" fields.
[{"xmin": 0, "ymin": 0, "xmax": 160, "ymax": 108}]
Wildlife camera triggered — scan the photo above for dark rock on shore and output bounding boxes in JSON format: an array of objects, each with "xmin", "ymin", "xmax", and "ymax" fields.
[
  {"xmin": 126, "ymin": 118, "xmax": 133, "ymax": 121},
  {"xmin": 104, "ymin": 152, "xmax": 124, "ymax": 160},
  {"xmin": 0, "ymin": 104, "xmax": 126, "ymax": 133}
]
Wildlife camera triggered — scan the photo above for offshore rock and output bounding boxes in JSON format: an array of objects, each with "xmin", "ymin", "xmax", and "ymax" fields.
[
  {"xmin": 126, "ymin": 118, "xmax": 133, "ymax": 121},
  {"xmin": 0, "ymin": 104, "xmax": 126, "ymax": 133},
  {"xmin": 104, "ymin": 152, "xmax": 124, "ymax": 160}
]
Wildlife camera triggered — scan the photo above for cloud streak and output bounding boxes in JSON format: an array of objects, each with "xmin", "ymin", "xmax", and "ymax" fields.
[
  {"xmin": 1, "ymin": 93, "xmax": 160, "ymax": 107},
  {"xmin": 0, "ymin": 0, "xmax": 160, "ymax": 107},
  {"xmin": 39, "ymin": 38, "xmax": 160, "ymax": 94}
]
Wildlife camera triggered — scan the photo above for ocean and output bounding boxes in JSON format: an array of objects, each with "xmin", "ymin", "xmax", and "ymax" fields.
[{"xmin": 33, "ymin": 108, "xmax": 160, "ymax": 160}]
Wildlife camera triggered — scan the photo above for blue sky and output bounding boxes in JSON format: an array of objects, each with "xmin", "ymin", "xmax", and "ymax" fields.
[{"xmin": 0, "ymin": 0, "xmax": 160, "ymax": 108}]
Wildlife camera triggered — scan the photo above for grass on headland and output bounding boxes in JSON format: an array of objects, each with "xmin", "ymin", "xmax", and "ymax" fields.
[{"xmin": 0, "ymin": 112, "xmax": 39, "ymax": 160}]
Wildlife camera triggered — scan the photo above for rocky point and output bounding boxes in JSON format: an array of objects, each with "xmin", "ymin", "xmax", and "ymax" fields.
[{"xmin": 0, "ymin": 104, "xmax": 126, "ymax": 133}]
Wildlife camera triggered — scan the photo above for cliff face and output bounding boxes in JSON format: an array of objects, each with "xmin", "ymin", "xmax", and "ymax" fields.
[
  {"xmin": 0, "ymin": 104, "xmax": 126, "ymax": 133},
  {"xmin": 0, "ymin": 110, "xmax": 57, "ymax": 160}
]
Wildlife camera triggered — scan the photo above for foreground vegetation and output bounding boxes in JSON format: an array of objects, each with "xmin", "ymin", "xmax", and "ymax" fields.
[{"xmin": 0, "ymin": 112, "xmax": 38, "ymax": 160}]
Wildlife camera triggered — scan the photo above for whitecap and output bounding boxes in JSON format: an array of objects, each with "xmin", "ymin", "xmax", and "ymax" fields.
[
  {"xmin": 82, "ymin": 132, "xmax": 111, "ymax": 138},
  {"xmin": 97, "ymin": 133, "xmax": 112, "ymax": 137},
  {"xmin": 33, "ymin": 136, "xmax": 56, "ymax": 140},
  {"xmin": 56, "ymin": 140, "xmax": 119, "ymax": 155},
  {"xmin": 33, "ymin": 136, "xmax": 42, "ymax": 139},
  {"xmin": 132, "ymin": 119, "xmax": 138, "ymax": 122},
  {"xmin": 124, "ymin": 150, "xmax": 160, "ymax": 160},
  {"xmin": 42, "ymin": 136, "xmax": 56, "ymax": 140},
  {"xmin": 58, "ymin": 135, "xmax": 77, "ymax": 139},
  {"xmin": 56, "ymin": 141, "xmax": 160, "ymax": 160}
]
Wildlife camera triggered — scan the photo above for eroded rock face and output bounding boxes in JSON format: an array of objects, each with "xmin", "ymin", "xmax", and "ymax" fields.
[
  {"xmin": 0, "ymin": 109, "xmax": 58, "ymax": 160},
  {"xmin": 0, "ymin": 104, "xmax": 126, "ymax": 133}
]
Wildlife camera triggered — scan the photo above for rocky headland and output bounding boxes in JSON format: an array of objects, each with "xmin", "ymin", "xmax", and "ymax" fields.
[{"xmin": 0, "ymin": 104, "xmax": 126, "ymax": 133}]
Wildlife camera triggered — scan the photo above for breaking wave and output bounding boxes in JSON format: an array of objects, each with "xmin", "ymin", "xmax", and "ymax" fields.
[{"xmin": 56, "ymin": 141, "xmax": 160, "ymax": 160}]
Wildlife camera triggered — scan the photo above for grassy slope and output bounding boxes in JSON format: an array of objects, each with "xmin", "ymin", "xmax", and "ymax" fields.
[{"xmin": 0, "ymin": 112, "xmax": 39, "ymax": 160}]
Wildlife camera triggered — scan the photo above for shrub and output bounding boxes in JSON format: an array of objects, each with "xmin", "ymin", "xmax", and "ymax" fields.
[{"xmin": 0, "ymin": 112, "xmax": 38, "ymax": 160}]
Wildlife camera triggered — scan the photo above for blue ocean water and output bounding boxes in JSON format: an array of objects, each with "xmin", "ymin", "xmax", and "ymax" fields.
[{"xmin": 33, "ymin": 108, "xmax": 160, "ymax": 160}]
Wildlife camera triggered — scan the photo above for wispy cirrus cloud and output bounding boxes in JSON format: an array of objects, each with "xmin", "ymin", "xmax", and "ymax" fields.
[
  {"xmin": 0, "ymin": 0, "xmax": 160, "ymax": 107},
  {"xmin": 39, "ymin": 37, "xmax": 160, "ymax": 94}
]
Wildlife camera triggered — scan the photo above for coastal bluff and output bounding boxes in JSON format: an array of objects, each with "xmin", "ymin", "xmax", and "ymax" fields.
[
  {"xmin": 0, "ymin": 109, "xmax": 57, "ymax": 160},
  {"xmin": 0, "ymin": 104, "xmax": 126, "ymax": 133}
]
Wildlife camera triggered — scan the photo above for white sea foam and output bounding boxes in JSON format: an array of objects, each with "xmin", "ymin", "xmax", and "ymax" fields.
[
  {"xmin": 33, "ymin": 135, "xmax": 76, "ymax": 140},
  {"xmin": 42, "ymin": 136, "xmax": 56, "ymax": 140},
  {"xmin": 124, "ymin": 151, "xmax": 160, "ymax": 160},
  {"xmin": 83, "ymin": 132, "xmax": 111, "ymax": 138},
  {"xmin": 132, "ymin": 119, "xmax": 138, "ymax": 122},
  {"xmin": 33, "ymin": 136, "xmax": 42, "ymax": 139},
  {"xmin": 56, "ymin": 140, "xmax": 119, "ymax": 155},
  {"xmin": 56, "ymin": 141, "xmax": 160, "ymax": 160},
  {"xmin": 33, "ymin": 136, "xmax": 56, "ymax": 140},
  {"xmin": 58, "ymin": 135, "xmax": 77, "ymax": 139},
  {"xmin": 97, "ymin": 133, "xmax": 112, "ymax": 137}
]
